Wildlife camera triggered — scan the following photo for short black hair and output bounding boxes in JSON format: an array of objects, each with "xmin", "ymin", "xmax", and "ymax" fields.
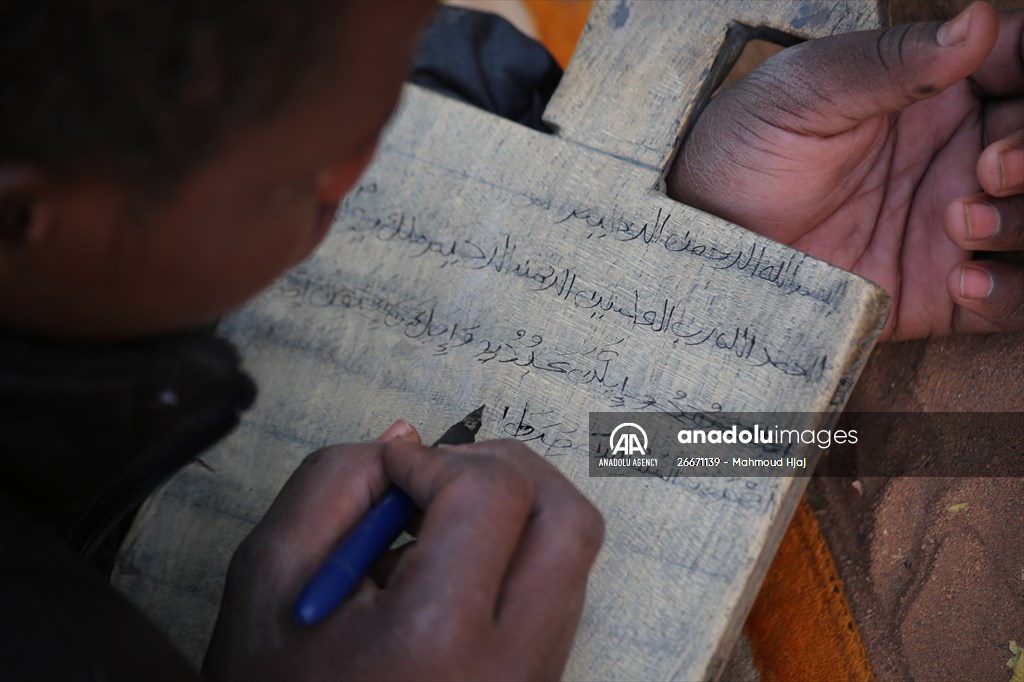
[{"xmin": 1, "ymin": 0, "xmax": 346, "ymax": 189}]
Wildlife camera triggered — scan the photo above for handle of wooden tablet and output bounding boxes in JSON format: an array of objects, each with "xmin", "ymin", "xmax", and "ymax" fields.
[{"xmin": 542, "ymin": 0, "xmax": 885, "ymax": 183}]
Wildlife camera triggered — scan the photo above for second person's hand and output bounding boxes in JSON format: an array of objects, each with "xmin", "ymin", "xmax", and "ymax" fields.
[{"xmin": 669, "ymin": 2, "xmax": 1023, "ymax": 340}]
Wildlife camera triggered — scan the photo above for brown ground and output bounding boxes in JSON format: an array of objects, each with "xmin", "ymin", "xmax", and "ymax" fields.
[{"xmin": 811, "ymin": 333, "xmax": 1024, "ymax": 681}]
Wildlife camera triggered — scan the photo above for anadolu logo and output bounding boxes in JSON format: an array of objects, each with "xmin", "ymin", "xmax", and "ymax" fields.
[{"xmin": 609, "ymin": 423, "xmax": 648, "ymax": 456}]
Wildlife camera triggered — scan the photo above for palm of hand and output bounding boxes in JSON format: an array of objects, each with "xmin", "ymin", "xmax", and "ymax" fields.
[
  {"xmin": 669, "ymin": 4, "xmax": 1022, "ymax": 341},
  {"xmin": 736, "ymin": 81, "xmax": 981, "ymax": 341}
]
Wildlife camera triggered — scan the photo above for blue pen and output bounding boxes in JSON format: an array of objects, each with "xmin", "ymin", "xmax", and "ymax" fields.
[{"xmin": 293, "ymin": 405, "xmax": 485, "ymax": 626}]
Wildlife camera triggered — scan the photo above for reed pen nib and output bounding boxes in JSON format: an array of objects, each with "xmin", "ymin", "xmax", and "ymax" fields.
[
  {"xmin": 432, "ymin": 405, "xmax": 486, "ymax": 447},
  {"xmin": 462, "ymin": 405, "xmax": 485, "ymax": 435}
]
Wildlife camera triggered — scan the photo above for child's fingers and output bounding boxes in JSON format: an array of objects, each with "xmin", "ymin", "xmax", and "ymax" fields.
[
  {"xmin": 948, "ymin": 261, "xmax": 1024, "ymax": 333},
  {"xmin": 747, "ymin": 1, "xmax": 998, "ymax": 137},
  {"xmin": 380, "ymin": 439, "xmax": 536, "ymax": 622},
  {"xmin": 969, "ymin": 8, "xmax": 1024, "ymax": 96},
  {"xmin": 945, "ymin": 193, "xmax": 1022, "ymax": 251},
  {"xmin": 240, "ymin": 421, "xmax": 420, "ymax": 590},
  {"xmin": 486, "ymin": 444, "xmax": 603, "ymax": 667},
  {"xmin": 368, "ymin": 540, "xmax": 416, "ymax": 588},
  {"xmin": 232, "ymin": 432, "xmax": 419, "ymax": 594},
  {"xmin": 977, "ymin": 128, "xmax": 1024, "ymax": 197},
  {"xmin": 375, "ymin": 418, "xmax": 422, "ymax": 445}
]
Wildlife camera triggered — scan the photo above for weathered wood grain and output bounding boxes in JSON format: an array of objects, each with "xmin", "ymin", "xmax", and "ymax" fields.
[{"xmin": 113, "ymin": 2, "xmax": 889, "ymax": 680}]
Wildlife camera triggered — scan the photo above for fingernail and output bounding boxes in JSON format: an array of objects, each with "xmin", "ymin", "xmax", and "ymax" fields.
[
  {"xmin": 937, "ymin": 6, "xmax": 971, "ymax": 47},
  {"xmin": 376, "ymin": 419, "xmax": 414, "ymax": 443},
  {"xmin": 963, "ymin": 201, "xmax": 998, "ymax": 242},
  {"xmin": 959, "ymin": 266, "xmax": 993, "ymax": 299},
  {"xmin": 999, "ymin": 147, "xmax": 1024, "ymax": 194}
]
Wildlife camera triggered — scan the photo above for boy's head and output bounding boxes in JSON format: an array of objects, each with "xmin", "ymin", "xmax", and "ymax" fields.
[{"xmin": 0, "ymin": 0, "xmax": 434, "ymax": 339}]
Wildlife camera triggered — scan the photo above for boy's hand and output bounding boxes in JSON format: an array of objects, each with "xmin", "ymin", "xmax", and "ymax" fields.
[
  {"xmin": 668, "ymin": 2, "xmax": 1022, "ymax": 341},
  {"xmin": 203, "ymin": 421, "xmax": 604, "ymax": 681}
]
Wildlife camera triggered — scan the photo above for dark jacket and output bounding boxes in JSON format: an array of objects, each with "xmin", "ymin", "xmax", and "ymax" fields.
[{"xmin": 0, "ymin": 329, "xmax": 255, "ymax": 680}]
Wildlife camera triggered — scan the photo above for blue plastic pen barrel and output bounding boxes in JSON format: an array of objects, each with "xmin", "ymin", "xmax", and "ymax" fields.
[
  {"xmin": 293, "ymin": 487, "xmax": 415, "ymax": 626},
  {"xmin": 292, "ymin": 406, "xmax": 483, "ymax": 627}
]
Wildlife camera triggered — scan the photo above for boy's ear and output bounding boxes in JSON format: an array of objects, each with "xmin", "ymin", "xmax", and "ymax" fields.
[{"xmin": 0, "ymin": 166, "xmax": 55, "ymax": 262}]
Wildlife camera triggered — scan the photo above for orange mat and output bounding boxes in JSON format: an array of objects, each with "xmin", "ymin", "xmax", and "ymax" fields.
[
  {"xmin": 746, "ymin": 497, "xmax": 875, "ymax": 681},
  {"xmin": 522, "ymin": 0, "xmax": 592, "ymax": 68}
]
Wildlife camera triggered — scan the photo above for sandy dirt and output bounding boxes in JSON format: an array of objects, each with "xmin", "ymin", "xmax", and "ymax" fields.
[{"xmin": 811, "ymin": 333, "xmax": 1023, "ymax": 681}]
